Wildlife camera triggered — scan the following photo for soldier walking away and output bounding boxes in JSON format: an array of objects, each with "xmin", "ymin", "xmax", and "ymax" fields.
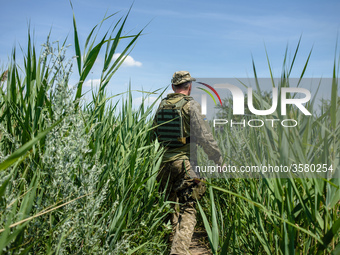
[{"xmin": 153, "ymin": 71, "xmax": 223, "ymax": 255}]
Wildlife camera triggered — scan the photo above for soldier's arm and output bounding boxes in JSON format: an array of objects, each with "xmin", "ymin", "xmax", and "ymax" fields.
[{"xmin": 186, "ymin": 101, "xmax": 223, "ymax": 165}]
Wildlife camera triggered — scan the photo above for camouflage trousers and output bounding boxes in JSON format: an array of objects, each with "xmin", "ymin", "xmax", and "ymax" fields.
[{"xmin": 157, "ymin": 159, "xmax": 200, "ymax": 255}]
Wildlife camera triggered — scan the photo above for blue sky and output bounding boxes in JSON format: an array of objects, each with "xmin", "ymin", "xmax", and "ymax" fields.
[{"xmin": 1, "ymin": 0, "xmax": 339, "ymax": 104}]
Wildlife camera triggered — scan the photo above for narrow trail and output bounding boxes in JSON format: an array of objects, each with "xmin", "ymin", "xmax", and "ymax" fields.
[{"xmin": 189, "ymin": 230, "xmax": 212, "ymax": 255}]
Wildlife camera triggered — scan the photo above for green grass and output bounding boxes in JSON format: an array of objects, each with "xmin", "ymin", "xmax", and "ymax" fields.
[
  {"xmin": 196, "ymin": 40, "xmax": 340, "ymax": 255},
  {"xmin": 0, "ymin": 9, "xmax": 171, "ymax": 254},
  {"xmin": 0, "ymin": 7, "xmax": 339, "ymax": 255}
]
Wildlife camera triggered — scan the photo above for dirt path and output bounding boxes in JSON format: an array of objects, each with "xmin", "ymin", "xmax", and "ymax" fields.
[{"xmin": 189, "ymin": 230, "xmax": 212, "ymax": 255}]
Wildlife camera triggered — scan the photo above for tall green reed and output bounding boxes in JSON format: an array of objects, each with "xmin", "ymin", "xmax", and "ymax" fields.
[
  {"xmin": 198, "ymin": 40, "xmax": 339, "ymax": 255},
  {"xmin": 0, "ymin": 8, "xmax": 170, "ymax": 254}
]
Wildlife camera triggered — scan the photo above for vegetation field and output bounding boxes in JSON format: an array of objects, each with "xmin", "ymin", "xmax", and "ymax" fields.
[{"xmin": 0, "ymin": 9, "xmax": 339, "ymax": 255}]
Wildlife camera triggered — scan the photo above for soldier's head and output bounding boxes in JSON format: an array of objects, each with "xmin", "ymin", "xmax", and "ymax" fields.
[{"xmin": 171, "ymin": 71, "xmax": 196, "ymax": 96}]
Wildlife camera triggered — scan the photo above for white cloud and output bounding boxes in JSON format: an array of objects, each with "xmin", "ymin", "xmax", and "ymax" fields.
[
  {"xmin": 113, "ymin": 53, "xmax": 142, "ymax": 67},
  {"xmin": 84, "ymin": 78, "xmax": 101, "ymax": 87}
]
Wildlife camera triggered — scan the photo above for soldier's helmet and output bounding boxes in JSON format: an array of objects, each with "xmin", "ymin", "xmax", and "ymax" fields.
[{"xmin": 171, "ymin": 71, "xmax": 196, "ymax": 86}]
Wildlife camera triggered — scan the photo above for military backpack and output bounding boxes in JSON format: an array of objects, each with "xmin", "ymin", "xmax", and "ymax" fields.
[{"xmin": 156, "ymin": 96, "xmax": 192, "ymax": 148}]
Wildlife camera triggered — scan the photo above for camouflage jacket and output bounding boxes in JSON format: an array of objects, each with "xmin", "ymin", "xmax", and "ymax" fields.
[{"xmin": 153, "ymin": 93, "xmax": 222, "ymax": 164}]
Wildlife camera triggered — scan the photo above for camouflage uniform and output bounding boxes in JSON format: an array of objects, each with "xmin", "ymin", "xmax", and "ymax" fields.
[{"xmin": 154, "ymin": 71, "xmax": 222, "ymax": 255}]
